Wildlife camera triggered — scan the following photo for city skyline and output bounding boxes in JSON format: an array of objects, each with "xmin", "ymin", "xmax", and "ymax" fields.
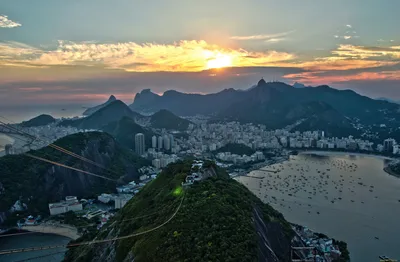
[{"xmin": 1, "ymin": 1, "xmax": 400, "ymax": 106}]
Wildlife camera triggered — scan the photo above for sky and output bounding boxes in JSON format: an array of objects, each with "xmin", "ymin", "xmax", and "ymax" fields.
[{"xmin": 1, "ymin": 0, "xmax": 400, "ymax": 107}]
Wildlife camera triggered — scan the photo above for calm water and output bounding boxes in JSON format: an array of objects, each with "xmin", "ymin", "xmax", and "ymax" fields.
[
  {"xmin": 237, "ymin": 153, "xmax": 400, "ymax": 262},
  {"xmin": 0, "ymin": 233, "xmax": 70, "ymax": 262},
  {"xmin": 0, "ymin": 104, "xmax": 86, "ymax": 124}
]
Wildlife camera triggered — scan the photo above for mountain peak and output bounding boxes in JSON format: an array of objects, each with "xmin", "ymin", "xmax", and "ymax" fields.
[
  {"xmin": 257, "ymin": 78, "xmax": 267, "ymax": 86},
  {"xmin": 108, "ymin": 95, "xmax": 117, "ymax": 102}
]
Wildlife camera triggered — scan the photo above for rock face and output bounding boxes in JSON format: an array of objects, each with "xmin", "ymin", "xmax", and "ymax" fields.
[
  {"xmin": 64, "ymin": 161, "xmax": 293, "ymax": 262},
  {"xmin": 0, "ymin": 132, "xmax": 150, "ymax": 218},
  {"xmin": 83, "ymin": 95, "xmax": 117, "ymax": 116}
]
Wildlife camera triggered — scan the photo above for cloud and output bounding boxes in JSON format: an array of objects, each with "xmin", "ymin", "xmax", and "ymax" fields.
[
  {"xmin": 265, "ymin": 38, "xmax": 286, "ymax": 44},
  {"xmin": 343, "ymin": 36, "xmax": 352, "ymax": 40},
  {"xmin": 0, "ymin": 40, "xmax": 296, "ymax": 72},
  {"xmin": 332, "ymin": 44, "xmax": 400, "ymax": 59},
  {"xmin": 346, "ymin": 24, "xmax": 352, "ymax": 28},
  {"xmin": 230, "ymin": 31, "xmax": 294, "ymax": 41},
  {"xmin": 0, "ymin": 15, "xmax": 21, "ymax": 28}
]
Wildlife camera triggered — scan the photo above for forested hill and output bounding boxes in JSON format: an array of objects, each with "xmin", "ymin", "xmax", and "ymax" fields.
[
  {"xmin": 65, "ymin": 160, "xmax": 294, "ymax": 262},
  {"xmin": 0, "ymin": 132, "xmax": 149, "ymax": 224}
]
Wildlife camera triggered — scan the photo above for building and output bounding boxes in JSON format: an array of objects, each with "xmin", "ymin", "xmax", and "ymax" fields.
[
  {"xmin": 163, "ymin": 135, "xmax": 170, "ymax": 151},
  {"xmin": 152, "ymin": 135, "xmax": 157, "ymax": 148},
  {"xmin": 114, "ymin": 195, "xmax": 133, "ymax": 209},
  {"xmin": 169, "ymin": 134, "xmax": 174, "ymax": 149},
  {"xmin": 5, "ymin": 144, "xmax": 13, "ymax": 155},
  {"xmin": 384, "ymin": 138, "xmax": 395, "ymax": 152},
  {"xmin": 48, "ymin": 196, "xmax": 83, "ymax": 215},
  {"xmin": 152, "ymin": 158, "xmax": 161, "ymax": 169},
  {"xmin": 158, "ymin": 136, "xmax": 163, "ymax": 149},
  {"xmin": 135, "ymin": 133, "xmax": 145, "ymax": 155},
  {"xmin": 98, "ymin": 193, "xmax": 113, "ymax": 204}
]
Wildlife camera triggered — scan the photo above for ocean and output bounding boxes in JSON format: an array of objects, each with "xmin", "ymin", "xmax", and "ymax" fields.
[
  {"xmin": 0, "ymin": 233, "xmax": 71, "ymax": 262},
  {"xmin": 237, "ymin": 153, "xmax": 400, "ymax": 262},
  {"xmin": 0, "ymin": 104, "xmax": 88, "ymax": 124}
]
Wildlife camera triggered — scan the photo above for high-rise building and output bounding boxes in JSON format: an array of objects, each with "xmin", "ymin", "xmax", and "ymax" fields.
[
  {"xmin": 5, "ymin": 144, "xmax": 13, "ymax": 155},
  {"xmin": 384, "ymin": 138, "xmax": 395, "ymax": 152},
  {"xmin": 152, "ymin": 135, "xmax": 157, "ymax": 148},
  {"xmin": 163, "ymin": 135, "xmax": 170, "ymax": 151},
  {"xmin": 135, "ymin": 133, "xmax": 145, "ymax": 155},
  {"xmin": 169, "ymin": 134, "xmax": 174, "ymax": 149},
  {"xmin": 158, "ymin": 136, "xmax": 163, "ymax": 149}
]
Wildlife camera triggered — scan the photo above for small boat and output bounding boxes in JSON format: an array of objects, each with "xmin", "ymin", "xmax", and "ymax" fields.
[{"xmin": 375, "ymin": 236, "xmax": 380, "ymax": 240}]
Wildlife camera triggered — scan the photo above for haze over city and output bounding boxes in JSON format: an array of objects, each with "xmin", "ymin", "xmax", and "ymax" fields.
[{"xmin": 1, "ymin": 0, "xmax": 400, "ymax": 107}]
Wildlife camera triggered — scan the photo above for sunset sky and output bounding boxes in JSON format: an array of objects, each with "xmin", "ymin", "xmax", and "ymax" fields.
[{"xmin": 1, "ymin": 0, "xmax": 400, "ymax": 107}]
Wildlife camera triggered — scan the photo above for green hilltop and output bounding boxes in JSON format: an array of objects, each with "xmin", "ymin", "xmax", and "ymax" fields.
[{"xmin": 65, "ymin": 160, "xmax": 294, "ymax": 262}]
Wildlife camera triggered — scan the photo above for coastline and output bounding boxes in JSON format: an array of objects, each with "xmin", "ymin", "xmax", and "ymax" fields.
[
  {"xmin": 299, "ymin": 150, "xmax": 396, "ymax": 161},
  {"xmin": 383, "ymin": 166, "xmax": 400, "ymax": 178},
  {"xmin": 21, "ymin": 224, "xmax": 80, "ymax": 240}
]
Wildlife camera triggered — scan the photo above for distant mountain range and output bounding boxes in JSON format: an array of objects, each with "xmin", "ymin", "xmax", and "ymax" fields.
[
  {"xmin": 130, "ymin": 79, "xmax": 400, "ymax": 136},
  {"xmin": 376, "ymin": 97, "xmax": 400, "ymax": 104},
  {"xmin": 83, "ymin": 95, "xmax": 117, "ymax": 116},
  {"xmin": 60, "ymin": 100, "xmax": 144, "ymax": 130},
  {"xmin": 59, "ymin": 100, "xmax": 191, "ymax": 145}
]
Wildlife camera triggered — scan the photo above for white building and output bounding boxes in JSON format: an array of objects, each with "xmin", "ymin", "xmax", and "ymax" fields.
[
  {"xmin": 48, "ymin": 196, "xmax": 83, "ymax": 215},
  {"xmin": 152, "ymin": 135, "xmax": 157, "ymax": 148},
  {"xmin": 135, "ymin": 133, "xmax": 145, "ymax": 155},
  {"xmin": 152, "ymin": 158, "xmax": 161, "ymax": 169},
  {"xmin": 114, "ymin": 195, "xmax": 133, "ymax": 209},
  {"xmin": 163, "ymin": 135, "xmax": 170, "ymax": 151},
  {"xmin": 158, "ymin": 136, "xmax": 163, "ymax": 149},
  {"xmin": 98, "ymin": 193, "xmax": 113, "ymax": 204}
]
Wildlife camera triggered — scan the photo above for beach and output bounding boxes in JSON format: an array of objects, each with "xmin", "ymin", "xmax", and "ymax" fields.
[{"xmin": 22, "ymin": 224, "xmax": 80, "ymax": 240}]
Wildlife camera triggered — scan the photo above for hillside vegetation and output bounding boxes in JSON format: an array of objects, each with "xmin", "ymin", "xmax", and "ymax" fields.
[
  {"xmin": 102, "ymin": 116, "xmax": 155, "ymax": 149},
  {"xmin": 215, "ymin": 143, "xmax": 256, "ymax": 156},
  {"xmin": 0, "ymin": 132, "xmax": 149, "ymax": 224},
  {"xmin": 150, "ymin": 109, "xmax": 192, "ymax": 131},
  {"xmin": 65, "ymin": 161, "xmax": 293, "ymax": 262}
]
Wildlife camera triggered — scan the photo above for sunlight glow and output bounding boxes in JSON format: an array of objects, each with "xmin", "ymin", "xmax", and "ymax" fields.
[{"xmin": 206, "ymin": 53, "xmax": 233, "ymax": 69}]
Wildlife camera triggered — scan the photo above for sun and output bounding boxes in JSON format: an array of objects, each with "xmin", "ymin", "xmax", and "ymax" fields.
[{"xmin": 206, "ymin": 54, "xmax": 232, "ymax": 69}]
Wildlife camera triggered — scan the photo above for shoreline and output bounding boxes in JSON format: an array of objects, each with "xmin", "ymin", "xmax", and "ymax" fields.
[
  {"xmin": 299, "ymin": 150, "xmax": 396, "ymax": 161},
  {"xmin": 383, "ymin": 166, "xmax": 400, "ymax": 178},
  {"xmin": 20, "ymin": 224, "xmax": 80, "ymax": 240}
]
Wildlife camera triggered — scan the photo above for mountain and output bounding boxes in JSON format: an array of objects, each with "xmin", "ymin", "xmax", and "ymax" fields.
[
  {"xmin": 64, "ymin": 160, "xmax": 295, "ymax": 262},
  {"xmin": 130, "ymin": 88, "xmax": 243, "ymax": 116},
  {"xmin": 60, "ymin": 100, "xmax": 144, "ymax": 130},
  {"xmin": 102, "ymin": 116, "xmax": 155, "ymax": 149},
  {"xmin": 150, "ymin": 109, "xmax": 192, "ymax": 131},
  {"xmin": 292, "ymin": 82, "xmax": 307, "ymax": 88},
  {"xmin": 83, "ymin": 95, "xmax": 117, "ymax": 116},
  {"xmin": 20, "ymin": 114, "xmax": 56, "ymax": 127},
  {"xmin": 376, "ymin": 97, "xmax": 400, "ymax": 104},
  {"xmin": 0, "ymin": 132, "xmax": 150, "ymax": 224},
  {"xmin": 131, "ymin": 79, "xmax": 400, "ymax": 134}
]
